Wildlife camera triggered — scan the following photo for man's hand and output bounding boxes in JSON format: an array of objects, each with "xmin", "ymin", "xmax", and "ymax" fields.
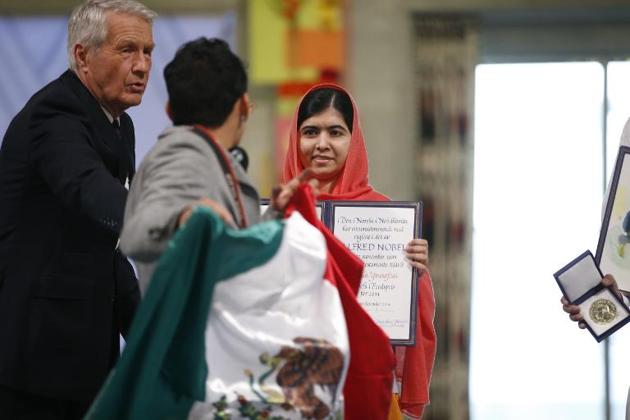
[
  {"xmin": 177, "ymin": 197, "xmax": 236, "ymax": 228},
  {"xmin": 560, "ymin": 274, "xmax": 622, "ymax": 329},
  {"xmin": 560, "ymin": 296, "xmax": 585, "ymax": 329},
  {"xmin": 270, "ymin": 168, "xmax": 318, "ymax": 212}
]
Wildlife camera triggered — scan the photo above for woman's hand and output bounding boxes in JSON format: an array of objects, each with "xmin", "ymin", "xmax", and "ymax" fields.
[
  {"xmin": 405, "ymin": 238, "xmax": 429, "ymax": 272},
  {"xmin": 560, "ymin": 274, "xmax": 623, "ymax": 329}
]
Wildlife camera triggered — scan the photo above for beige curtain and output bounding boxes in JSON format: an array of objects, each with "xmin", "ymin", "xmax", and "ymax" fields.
[{"xmin": 414, "ymin": 17, "xmax": 477, "ymax": 420}]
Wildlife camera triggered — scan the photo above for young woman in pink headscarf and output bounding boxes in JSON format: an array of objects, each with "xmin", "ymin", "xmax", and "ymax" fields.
[{"xmin": 283, "ymin": 83, "xmax": 436, "ymax": 419}]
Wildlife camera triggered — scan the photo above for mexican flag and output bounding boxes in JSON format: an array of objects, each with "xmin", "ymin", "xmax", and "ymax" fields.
[{"xmin": 87, "ymin": 187, "xmax": 394, "ymax": 420}]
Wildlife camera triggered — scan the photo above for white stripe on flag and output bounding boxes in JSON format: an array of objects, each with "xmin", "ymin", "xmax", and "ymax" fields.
[{"xmin": 189, "ymin": 212, "xmax": 350, "ymax": 419}]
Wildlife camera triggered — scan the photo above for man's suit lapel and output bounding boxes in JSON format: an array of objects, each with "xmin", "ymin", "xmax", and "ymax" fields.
[{"xmin": 62, "ymin": 70, "xmax": 134, "ymax": 185}]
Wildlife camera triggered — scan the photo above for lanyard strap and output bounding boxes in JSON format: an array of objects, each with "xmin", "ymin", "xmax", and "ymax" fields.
[{"xmin": 192, "ymin": 125, "xmax": 248, "ymax": 228}]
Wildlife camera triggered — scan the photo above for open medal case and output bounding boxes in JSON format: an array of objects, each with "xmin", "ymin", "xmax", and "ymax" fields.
[{"xmin": 554, "ymin": 250, "xmax": 630, "ymax": 342}]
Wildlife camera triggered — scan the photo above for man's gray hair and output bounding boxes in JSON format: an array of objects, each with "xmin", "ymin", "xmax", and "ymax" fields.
[{"xmin": 67, "ymin": 0, "xmax": 157, "ymax": 71}]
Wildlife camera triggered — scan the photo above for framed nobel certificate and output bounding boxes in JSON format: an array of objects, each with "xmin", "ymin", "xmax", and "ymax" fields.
[
  {"xmin": 327, "ymin": 201, "xmax": 422, "ymax": 345},
  {"xmin": 554, "ymin": 250, "xmax": 630, "ymax": 342},
  {"xmin": 596, "ymin": 146, "xmax": 630, "ymax": 292}
]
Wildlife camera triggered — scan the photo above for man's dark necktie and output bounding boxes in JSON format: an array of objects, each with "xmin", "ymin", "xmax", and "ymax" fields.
[
  {"xmin": 112, "ymin": 119, "xmax": 129, "ymax": 185},
  {"xmin": 112, "ymin": 119, "xmax": 121, "ymax": 137}
]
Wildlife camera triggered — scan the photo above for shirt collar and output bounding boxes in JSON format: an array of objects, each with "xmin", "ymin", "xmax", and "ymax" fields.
[{"xmin": 100, "ymin": 106, "xmax": 120, "ymax": 126}]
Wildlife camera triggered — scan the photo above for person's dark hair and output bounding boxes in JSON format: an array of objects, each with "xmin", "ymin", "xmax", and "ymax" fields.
[
  {"xmin": 297, "ymin": 88, "xmax": 353, "ymax": 132},
  {"xmin": 164, "ymin": 37, "xmax": 247, "ymax": 127}
]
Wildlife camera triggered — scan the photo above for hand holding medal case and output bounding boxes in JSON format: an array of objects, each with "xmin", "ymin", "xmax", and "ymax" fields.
[{"xmin": 554, "ymin": 250, "xmax": 630, "ymax": 342}]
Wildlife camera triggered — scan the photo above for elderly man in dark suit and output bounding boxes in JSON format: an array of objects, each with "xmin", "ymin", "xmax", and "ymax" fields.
[{"xmin": 0, "ymin": 0, "xmax": 155, "ymax": 418}]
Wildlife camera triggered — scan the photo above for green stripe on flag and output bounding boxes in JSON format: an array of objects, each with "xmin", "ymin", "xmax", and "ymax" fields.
[{"xmin": 87, "ymin": 207, "xmax": 285, "ymax": 419}]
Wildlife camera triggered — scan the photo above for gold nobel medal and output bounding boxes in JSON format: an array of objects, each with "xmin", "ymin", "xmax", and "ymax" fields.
[{"xmin": 589, "ymin": 298, "xmax": 617, "ymax": 324}]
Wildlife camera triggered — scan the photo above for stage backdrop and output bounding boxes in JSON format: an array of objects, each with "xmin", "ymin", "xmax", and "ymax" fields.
[{"xmin": 0, "ymin": 14, "xmax": 236, "ymax": 164}]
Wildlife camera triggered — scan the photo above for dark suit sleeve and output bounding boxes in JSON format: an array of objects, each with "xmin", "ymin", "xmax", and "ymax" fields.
[
  {"xmin": 114, "ymin": 250, "xmax": 140, "ymax": 338},
  {"xmin": 30, "ymin": 115, "xmax": 128, "ymax": 234}
]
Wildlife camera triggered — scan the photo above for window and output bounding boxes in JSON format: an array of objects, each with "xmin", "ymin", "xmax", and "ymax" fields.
[
  {"xmin": 606, "ymin": 61, "xmax": 630, "ymax": 419},
  {"xmin": 471, "ymin": 62, "xmax": 606, "ymax": 420}
]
